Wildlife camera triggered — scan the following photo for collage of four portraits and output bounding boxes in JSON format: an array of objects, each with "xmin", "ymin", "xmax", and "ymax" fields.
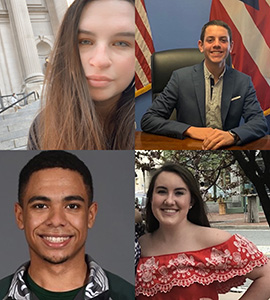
[{"xmin": 0, "ymin": 0, "xmax": 269, "ymax": 299}]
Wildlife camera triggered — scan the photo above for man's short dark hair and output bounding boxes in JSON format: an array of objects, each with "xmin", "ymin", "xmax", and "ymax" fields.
[
  {"xmin": 200, "ymin": 20, "xmax": 232, "ymax": 44},
  {"xmin": 18, "ymin": 151, "xmax": 93, "ymax": 206}
]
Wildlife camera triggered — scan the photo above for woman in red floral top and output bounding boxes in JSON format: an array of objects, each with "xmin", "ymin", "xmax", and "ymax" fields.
[{"xmin": 135, "ymin": 163, "xmax": 270, "ymax": 300}]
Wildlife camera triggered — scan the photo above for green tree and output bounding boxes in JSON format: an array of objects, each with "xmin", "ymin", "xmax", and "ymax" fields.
[{"xmin": 135, "ymin": 150, "xmax": 241, "ymax": 201}]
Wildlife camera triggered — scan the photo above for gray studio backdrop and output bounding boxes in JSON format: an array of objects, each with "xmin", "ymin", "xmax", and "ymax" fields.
[{"xmin": 0, "ymin": 150, "xmax": 134, "ymax": 284}]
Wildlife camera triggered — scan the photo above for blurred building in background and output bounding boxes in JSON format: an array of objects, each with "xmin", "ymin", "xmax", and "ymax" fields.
[{"xmin": 0, "ymin": 0, "xmax": 71, "ymax": 97}]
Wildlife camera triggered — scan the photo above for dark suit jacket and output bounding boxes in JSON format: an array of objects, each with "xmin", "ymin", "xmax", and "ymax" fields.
[{"xmin": 141, "ymin": 63, "xmax": 268, "ymax": 144}]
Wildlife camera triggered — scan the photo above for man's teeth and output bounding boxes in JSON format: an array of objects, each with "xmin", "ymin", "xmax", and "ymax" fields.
[{"xmin": 43, "ymin": 236, "xmax": 70, "ymax": 243}]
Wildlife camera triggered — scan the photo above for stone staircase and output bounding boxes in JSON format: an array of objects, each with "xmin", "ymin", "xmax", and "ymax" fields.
[{"xmin": 0, "ymin": 100, "xmax": 41, "ymax": 150}]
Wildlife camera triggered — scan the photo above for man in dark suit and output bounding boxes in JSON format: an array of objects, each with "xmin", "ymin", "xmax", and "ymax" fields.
[{"xmin": 141, "ymin": 20, "xmax": 268, "ymax": 149}]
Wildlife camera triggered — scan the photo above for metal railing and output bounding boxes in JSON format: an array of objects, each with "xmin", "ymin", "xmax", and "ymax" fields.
[{"xmin": 0, "ymin": 91, "xmax": 38, "ymax": 114}]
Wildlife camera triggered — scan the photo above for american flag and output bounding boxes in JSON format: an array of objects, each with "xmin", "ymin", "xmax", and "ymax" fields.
[
  {"xmin": 135, "ymin": 0, "xmax": 155, "ymax": 97},
  {"xmin": 210, "ymin": 0, "xmax": 270, "ymax": 116}
]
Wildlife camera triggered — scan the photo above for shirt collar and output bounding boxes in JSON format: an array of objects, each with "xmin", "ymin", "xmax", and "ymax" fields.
[
  {"xmin": 5, "ymin": 255, "xmax": 111, "ymax": 300},
  {"xmin": 203, "ymin": 61, "xmax": 226, "ymax": 80}
]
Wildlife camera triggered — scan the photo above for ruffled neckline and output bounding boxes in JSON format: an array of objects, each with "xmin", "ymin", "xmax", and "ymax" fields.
[
  {"xmin": 140, "ymin": 234, "xmax": 236, "ymax": 259},
  {"xmin": 136, "ymin": 234, "xmax": 268, "ymax": 296}
]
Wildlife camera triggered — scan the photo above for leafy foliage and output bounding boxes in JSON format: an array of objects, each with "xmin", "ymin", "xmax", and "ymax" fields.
[{"xmin": 135, "ymin": 150, "xmax": 244, "ymax": 201}]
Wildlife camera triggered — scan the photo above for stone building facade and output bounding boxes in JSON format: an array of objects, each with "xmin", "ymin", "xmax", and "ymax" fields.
[{"xmin": 0, "ymin": 0, "xmax": 71, "ymax": 98}]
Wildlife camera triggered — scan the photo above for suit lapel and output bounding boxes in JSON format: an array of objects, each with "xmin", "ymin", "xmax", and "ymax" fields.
[
  {"xmin": 221, "ymin": 66, "xmax": 234, "ymax": 126},
  {"xmin": 192, "ymin": 63, "xmax": 206, "ymax": 126}
]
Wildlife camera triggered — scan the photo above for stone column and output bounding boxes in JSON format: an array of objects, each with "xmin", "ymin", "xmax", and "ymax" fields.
[
  {"xmin": 0, "ymin": 90, "xmax": 3, "ymax": 111},
  {"xmin": 46, "ymin": 0, "xmax": 69, "ymax": 36},
  {"xmin": 247, "ymin": 194, "xmax": 259, "ymax": 223},
  {"xmin": 7, "ymin": 0, "xmax": 44, "ymax": 95}
]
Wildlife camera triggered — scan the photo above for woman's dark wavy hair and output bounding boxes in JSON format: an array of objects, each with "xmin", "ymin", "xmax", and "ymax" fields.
[{"xmin": 145, "ymin": 163, "xmax": 210, "ymax": 233}]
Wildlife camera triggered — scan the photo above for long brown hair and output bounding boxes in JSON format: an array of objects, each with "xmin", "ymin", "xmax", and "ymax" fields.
[{"xmin": 39, "ymin": 0, "xmax": 135, "ymax": 150}]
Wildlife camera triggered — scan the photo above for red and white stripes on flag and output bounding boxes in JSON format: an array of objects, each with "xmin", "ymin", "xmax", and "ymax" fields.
[
  {"xmin": 210, "ymin": 0, "xmax": 270, "ymax": 115},
  {"xmin": 135, "ymin": 0, "xmax": 155, "ymax": 97}
]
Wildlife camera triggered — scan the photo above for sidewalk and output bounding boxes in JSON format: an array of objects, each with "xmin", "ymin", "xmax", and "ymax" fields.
[
  {"xmin": 207, "ymin": 212, "xmax": 269, "ymax": 229},
  {"xmin": 219, "ymin": 291, "xmax": 244, "ymax": 299},
  {"xmin": 221, "ymin": 292, "xmax": 270, "ymax": 300}
]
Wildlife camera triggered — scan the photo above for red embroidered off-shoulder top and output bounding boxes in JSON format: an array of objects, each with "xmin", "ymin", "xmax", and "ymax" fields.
[{"xmin": 135, "ymin": 234, "xmax": 268, "ymax": 300}]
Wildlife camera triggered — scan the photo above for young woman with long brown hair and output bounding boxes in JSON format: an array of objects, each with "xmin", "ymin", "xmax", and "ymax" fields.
[
  {"xmin": 136, "ymin": 163, "xmax": 270, "ymax": 300},
  {"xmin": 28, "ymin": 0, "xmax": 135, "ymax": 150}
]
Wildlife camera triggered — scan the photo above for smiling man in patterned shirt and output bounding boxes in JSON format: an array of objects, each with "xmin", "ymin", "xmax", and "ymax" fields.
[{"xmin": 0, "ymin": 151, "xmax": 133, "ymax": 300}]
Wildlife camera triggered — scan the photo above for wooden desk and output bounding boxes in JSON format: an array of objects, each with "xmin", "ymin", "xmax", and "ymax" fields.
[{"xmin": 135, "ymin": 131, "xmax": 270, "ymax": 150}]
